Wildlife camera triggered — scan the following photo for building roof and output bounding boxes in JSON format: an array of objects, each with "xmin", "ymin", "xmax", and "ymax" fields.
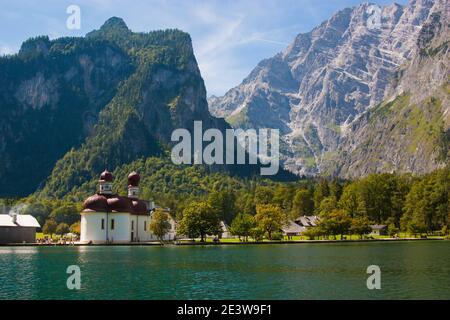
[
  {"xmin": 83, "ymin": 194, "xmax": 149, "ymax": 215},
  {"xmin": 83, "ymin": 171, "xmax": 149, "ymax": 215},
  {"xmin": 295, "ymin": 215, "xmax": 319, "ymax": 227},
  {"xmin": 297, "ymin": 216, "xmax": 311, "ymax": 227},
  {"xmin": 0, "ymin": 214, "xmax": 40, "ymax": 228},
  {"xmin": 282, "ymin": 221, "xmax": 307, "ymax": 234},
  {"xmin": 100, "ymin": 170, "xmax": 113, "ymax": 182},
  {"xmin": 128, "ymin": 171, "xmax": 140, "ymax": 187},
  {"xmin": 0, "ymin": 215, "xmax": 16, "ymax": 227},
  {"xmin": 220, "ymin": 221, "xmax": 230, "ymax": 232},
  {"xmin": 370, "ymin": 224, "xmax": 387, "ymax": 230},
  {"xmin": 307, "ymin": 216, "xmax": 319, "ymax": 227}
]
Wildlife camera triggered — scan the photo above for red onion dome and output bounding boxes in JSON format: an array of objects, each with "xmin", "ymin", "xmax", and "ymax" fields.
[
  {"xmin": 132, "ymin": 200, "xmax": 148, "ymax": 215},
  {"xmin": 83, "ymin": 194, "xmax": 108, "ymax": 212},
  {"xmin": 128, "ymin": 171, "xmax": 140, "ymax": 187},
  {"xmin": 100, "ymin": 170, "xmax": 113, "ymax": 182},
  {"xmin": 107, "ymin": 196, "xmax": 132, "ymax": 213}
]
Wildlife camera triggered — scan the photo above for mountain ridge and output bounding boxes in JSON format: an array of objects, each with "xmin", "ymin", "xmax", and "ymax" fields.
[
  {"xmin": 1, "ymin": 17, "xmax": 265, "ymax": 198},
  {"xmin": 325, "ymin": 0, "xmax": 449, "ymax": 177},
  {"xmin": 208, "ymin": 0, "xmax": 447, "ymax": 177}
]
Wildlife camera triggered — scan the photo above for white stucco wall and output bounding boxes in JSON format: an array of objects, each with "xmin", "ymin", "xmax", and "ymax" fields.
[
  {"xmin": 81, "ymin": 212, "xmax": 132, "ymax": 244},
  {"xmin": 81, "ymin": 213, "xmax": 107, "ymax": 244},
  {"xmin": 108, "ymin": 213, "xmax": 131, "ymax": 243},
  {"xmin": 81, "ymin": 211, "xmax": 178, "ymax": 243},
  {"xmin": 130, "ymin": 215, "xmax": 151, "ymax": 242}
]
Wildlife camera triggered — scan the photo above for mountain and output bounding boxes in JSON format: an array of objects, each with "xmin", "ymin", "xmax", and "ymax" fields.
[
  {"xmin": 0, "ymin": 17, "xmax": 259, "ymax": 198},
  {"xmin": 0, "ymin": 28, "xmax": 133, "ymax": 197},
  {"xmin": 209, "ymin": 0, "xmax": 448, "ymax": 176},
  {"xmin": 325, "ymin": 0, "xmax": 449, "ymax": 177}
]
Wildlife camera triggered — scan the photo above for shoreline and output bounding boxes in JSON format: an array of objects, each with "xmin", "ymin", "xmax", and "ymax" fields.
[{"xmin": 1, "ymin": 237, "xmax": 446, "ymax": 247}]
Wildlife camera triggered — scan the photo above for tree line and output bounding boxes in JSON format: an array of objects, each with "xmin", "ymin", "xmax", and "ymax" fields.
[
  {"xmin": 1, "ymin": 166, "xmax": 448, "ymax": 240},
  {"xmin": 151, "ymin": 167, "xmax": 450, "ymax": 241}
]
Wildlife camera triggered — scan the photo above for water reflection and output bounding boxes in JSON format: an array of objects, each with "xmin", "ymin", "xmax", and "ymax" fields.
[{"xmin": 0, "ymin": 241, "xmax": 449, "ymax": 300}]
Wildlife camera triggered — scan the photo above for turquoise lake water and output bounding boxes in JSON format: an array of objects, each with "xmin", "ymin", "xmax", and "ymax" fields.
[{"xmin": 0, "ymin": 241, "xmax": 449, "ymax": 300}]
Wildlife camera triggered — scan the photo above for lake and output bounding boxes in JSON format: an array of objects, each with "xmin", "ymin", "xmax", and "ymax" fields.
[{"xmin": 0, "ymin": 241, "xmax": 449, "ymax": 300}]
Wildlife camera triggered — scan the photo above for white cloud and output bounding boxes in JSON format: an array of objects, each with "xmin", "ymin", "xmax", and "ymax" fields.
[
  {"xmin": 1, "ymin": 0, "xmax": 401, "ymax": 95},
  {"xmin": 0, "ymin": 44, "xmax": 17, "ymax": 56}
]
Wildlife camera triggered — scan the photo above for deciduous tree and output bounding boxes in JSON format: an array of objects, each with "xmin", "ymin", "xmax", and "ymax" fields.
[
  {"xmin": 150, "ymin": 209, "xmax": 172, "ymax": 242},
  {"xmin": 43, "ymin": 219, "xmax": 57, "ymax": 238},
  {"xmin": 255, "ymin": 204, "xmax": 287, "ymax": 240},
  {"xmin": 177, "ymin": 201, "xmax": 220, "ymax": 242},
  {"xmin": 230, "ymin": 213, "xmax": 255, "ymax": 242}
]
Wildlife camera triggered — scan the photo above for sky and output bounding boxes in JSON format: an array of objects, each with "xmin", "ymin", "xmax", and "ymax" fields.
[{"xmin": 0, "ymin": 0, "xmax": 408, "ymax": 96}]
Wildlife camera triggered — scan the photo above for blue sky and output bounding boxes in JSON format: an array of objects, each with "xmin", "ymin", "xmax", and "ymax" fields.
[{"xmin": 0, "ymin": 0, "xmax": 407, "ymax": 96}]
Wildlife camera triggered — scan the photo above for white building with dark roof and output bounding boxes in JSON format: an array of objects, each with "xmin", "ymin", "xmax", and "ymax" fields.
[
  {"xmin": 81, "ymin": 170, "xmax": 154, "ymax": 244},
  {"xmin": 0, "ymin": 214, "xmax": 41, "ymax": 244},
  {"xmin": 81, "ymin": 170, "xmax": 177, "ymax": 244}
]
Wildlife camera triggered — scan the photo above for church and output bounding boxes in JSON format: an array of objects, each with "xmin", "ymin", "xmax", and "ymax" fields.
[{"xmin": 80, "ymin": 170, "xmax": 176, "ymax": 244}]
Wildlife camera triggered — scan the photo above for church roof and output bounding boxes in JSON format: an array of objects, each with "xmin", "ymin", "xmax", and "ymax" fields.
[
  {"xmin": 128, "ymin": 171, "xmax": 140, "ymax": 187},
  {"xmin": 83, "ymin": 194, "xmax": 149, "ymax": 215},
  {"xmin": 83, "ymin": 171, "xmax": 149, "ymax": 215},
  {"xmin": 100, "ymin": 170, "xmax": 113, "ymax": 182}
]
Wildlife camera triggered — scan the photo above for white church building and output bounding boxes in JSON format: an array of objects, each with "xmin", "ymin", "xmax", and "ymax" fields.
[{"xmin": 80, "ymin": 170, "xmax": 176, "ymax": 244}]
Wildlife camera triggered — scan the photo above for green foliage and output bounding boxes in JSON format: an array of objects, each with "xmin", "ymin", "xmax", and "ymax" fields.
[
  {"xmin": 339, "ymin": 183, "xmax": 365, "ymax": 218},
  {"xmin": 302, "ymin": 227, "xmax": 323, "ymax": 240},
  {"xmin": 207, "ymin": 190, "xmax": 237, "ymax": 224},
  {"xmin": 149, "ymin": 209, "xmax": 172, "ymax": 242},
  {"xmin": 70, "ymin": 222, "xmax": 81, "ymax": 235},
  {"xmin": 401, "ymin": 167, "xmax": 449, "ymax": 233},
  {"xmin": 313, "ymin": 179, "xmax": 329, "ymax": 213},
  {"xmin": 331, "ymin": 89, "xmax": 448, "ymax": 177},
  {"xmin": 249, "ymin": 227, "xmax": 265, "ymax": 242},
  {"xmin": 230, "ymin": 213, "xmax": 255, "ymax": 241},
  {"xmin": 2, "ymin": 17, "xmax": 209, "ymax": 199},
  {"xmin": 0, "ymin": 32, "xmax": 133, "ymax": 197},
  {"xmin": 318, "ymin": 196, "xmax": 338, "ymax": 216},
  {"xmin": 50, "ymin": 205, "xmax": 80, "ymax": 226},
  {"xmin": 235, "ymin": 192, "xmax": 256, "ymax": 216},
  {"xmin": 56, "ymin": 223, "xmax": 70, "ymax": 235},
  {"xmin": 291, "ymin": 189, "xmax": 314, "ymax": 218},
  {"xmin": 271, "ymin": 231, "xmax": 284, "ymax": 241},
  {"xmin": 4, "ymin": 163, "xmax": 448, "ymax": 241},
  {"xmin": 349, "ymin": 216, "xmax": 372, "ymax": 239},
  {"xmin": 318, "ymin": 209, "xmax": 352, "ymax": 238},
  {"xmin": 254, "ymin": 204, "xmax": 287, "ymax": 240},
  {"xmin": 177, "ymin": 201, "xmax": 221, "ymax": 242},
  {"xmin": 254, "ymin": 186, "xmax": 274, "ymax": 205},
  {"xmin": 20, "ymin": 202, "xmax": 52, "ymax": 228},
  {"xmin": 42, "ymin": 219, "xmax": 57, "ymax": 236}
]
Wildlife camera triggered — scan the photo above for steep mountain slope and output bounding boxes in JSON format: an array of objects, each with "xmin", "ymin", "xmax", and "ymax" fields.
[
  {"xmin": 2, "ymin": 18, "xmax": 266, "ymax": 198},
  {"xmin": 325, "ymin": 0, "xmax": 449, "ymax": 177},
  {"xmin": 209, "ymin": 0, "xmax": 439, "ymax": 176},
  {"xmin": 35, "ymin": 18, "xmax": 242, "ymax": 199},
  {"xmin": 0, "ymin": 32, "xmax": 133, "ymax": 197}
]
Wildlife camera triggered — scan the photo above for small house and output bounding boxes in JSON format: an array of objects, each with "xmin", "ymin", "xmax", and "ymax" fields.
[
  {"xmin": 369, "ymin": 225, "xmax": 388, "ymax": 236},
  {"xmin": 0, "ymin": 214, "xmax": 41, "ymax": 244},
  {"xmin": 220, "ymin": 221, "xmax": 233, "ymax": 239},
  {"xmin": 282, "ymin": 220, "xmax": 307, "ymax": 239}
]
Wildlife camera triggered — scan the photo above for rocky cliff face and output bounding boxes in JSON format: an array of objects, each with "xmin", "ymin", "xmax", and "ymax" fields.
[
  {"xmin": 0, "ymin": 18, "xmax": 235, "ymax": 198},
  {"xmin": 36, "ymin": 18, "xmax": 245, "ymax": 199},
  {"xmin": 209, "ymin": 0, "xmax": 445, "ymax": 176},
  {"xmin": 325, "ymin": 0, "xmax": 449, "ymax": 177},
  {"xmin": 0, "ymin": 32, "xmax": 133, "ymax": 196}
]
